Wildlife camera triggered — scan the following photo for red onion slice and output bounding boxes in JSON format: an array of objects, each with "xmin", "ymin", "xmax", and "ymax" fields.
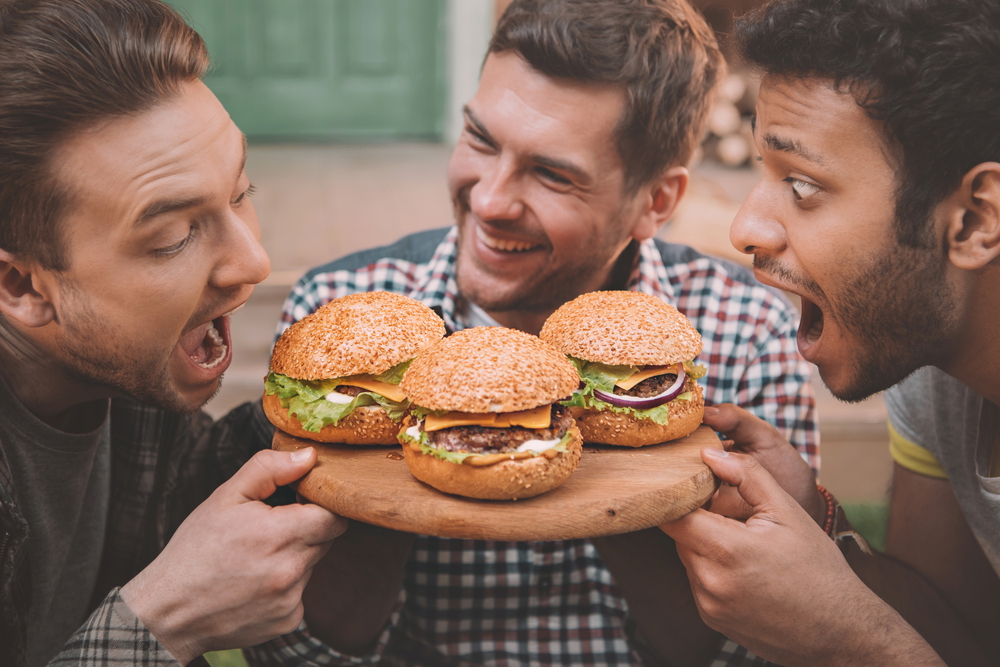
[{"xmin": 592, "ymin": 363, "xmax": 686, "ymax": 410}]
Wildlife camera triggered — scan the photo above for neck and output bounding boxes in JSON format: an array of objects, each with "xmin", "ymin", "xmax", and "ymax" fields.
[
  {"xmin": 484, "ymin": 240, "xmax": 640, "ymax": 336},
  {"xmin": 0, "ymin": 316, "xmax": 111, "ymax": 429},
  {"xmin": 938, "ymin": 269, "xmax": 1000, "ymax": 406}
]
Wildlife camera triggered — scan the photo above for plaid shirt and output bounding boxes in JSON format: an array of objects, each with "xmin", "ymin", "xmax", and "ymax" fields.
[
  {"xmin": 0, "ymin": 398, "xmax": 274, "ymax": 667},
  {"xmin": 247, "ymin": 227, "xmax": 818, "ymax": 667}
]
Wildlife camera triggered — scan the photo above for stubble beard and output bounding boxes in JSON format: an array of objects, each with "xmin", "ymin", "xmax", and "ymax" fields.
[
  {"xmin": 454, "ymin": 199, "xmax": 633, "ymax": 314},
  {"xmin": 57, "ymin": 280, "xmax": 214, "ymax": 413},
  {"xmin": 833, "ymin": 243, "xmax": 956, "ymax": 402}
]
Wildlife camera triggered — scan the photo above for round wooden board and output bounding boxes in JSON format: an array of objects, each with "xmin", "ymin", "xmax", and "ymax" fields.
[{"xmin": 273, "ymin": 424, "xmax": 721, "ymax": 541}]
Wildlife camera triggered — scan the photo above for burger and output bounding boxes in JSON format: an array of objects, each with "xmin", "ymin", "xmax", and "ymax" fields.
[
  {"xmin": 539, "ymin": 291, "xmax": 706, "ymax": 447},
  {"xmin": 263, "ymin": 291, "xmax": 446, "ymax": 444},
  {"xmin": 397, "ymin": 326, "xmax": 583, "ymax": 500}
]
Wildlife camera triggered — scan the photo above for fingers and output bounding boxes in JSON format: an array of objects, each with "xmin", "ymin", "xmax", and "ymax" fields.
[
  {"xmin": 700, "ymin": 448, "xmax": 796, "ymax": 518},
  {"xmin": 271, "ymin": 502, "xmax": 349, "ymax": 547},
  {"xmin": 703, "ymin": 404, "xmax": 788, "ymax": 453},
  {"xmin": 227, "ymin": 448, "xmax": 318, "ymax": 503}
]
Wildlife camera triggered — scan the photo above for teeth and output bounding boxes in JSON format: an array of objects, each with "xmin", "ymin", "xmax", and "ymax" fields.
[
  {"xmin": 476, "ymin": 226, "xmax": 537, "ymax": 252},
  {"xmin": 223, "ymin": 302, "xmax": 246, "ymax": 318},
  {"xmin": 197, "ymin": 323, "xmax": 228, "ymax": 369}
]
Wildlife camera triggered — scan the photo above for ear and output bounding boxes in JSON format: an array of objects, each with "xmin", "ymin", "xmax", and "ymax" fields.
[
  {"xmin": 945, "ymin": 162, "xmax": 1000, "ymax": 270},
  {"xmin": 628, "ymin": 166, "xmax": 689, "ymax": 242},
  {"xmin": 0, "ymin": 249, "xmax": 57, "ymax": 327}
]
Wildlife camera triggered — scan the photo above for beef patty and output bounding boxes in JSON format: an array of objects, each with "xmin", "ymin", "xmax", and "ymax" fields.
[{"xmin": 425, "ymin": 404, "xmax": 573, "ymax": 455}]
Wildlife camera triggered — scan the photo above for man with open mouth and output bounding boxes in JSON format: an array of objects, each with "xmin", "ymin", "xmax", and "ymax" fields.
[
  {"xmin": 661, "ymin": 0, "xmax": 1000, "ymax": 665},
  {"xmin": 252, "ymin": 1, "xmax": 819, "ymax": 666},
  {"xmin": 0, "ymin": 2, "xmax": 347, "ymax": 666}
]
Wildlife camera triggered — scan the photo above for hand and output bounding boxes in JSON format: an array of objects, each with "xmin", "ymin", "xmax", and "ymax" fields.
[
  {"xmin": 661, "ymin": 448, "xmax": 944, "ymax": 667},
  {"xmin": 703, "ymin": 404, "xmax": 823, "ymax": 524},
  {"xmin": 120, "ymin": 448, "xmax": 348, "ymax": 664}
]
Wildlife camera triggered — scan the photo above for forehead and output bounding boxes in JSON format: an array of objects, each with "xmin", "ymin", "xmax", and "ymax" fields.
[
  {"xmin": 756, "ymin": 76, "xmax": 894, "ymax": 177},
  {"xmin": 54, "ymin": 81, "xmax": 241, "ymax": 225},
  {"xmin": 473, "ymin": 51, "xmax": 625, "ymax": 160}
]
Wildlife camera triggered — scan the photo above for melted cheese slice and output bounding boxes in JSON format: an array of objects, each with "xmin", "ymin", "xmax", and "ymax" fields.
[
  {"xmin": 423, "ymin": 405, "xmax": 551, "ymax": 432},
  {"xmin": 340, "ymin": 375, "xmax": 407, "ymax": 403},
  {"xmin": 615, "ymin": 364, "xmax": 677, "ymax": 391}
]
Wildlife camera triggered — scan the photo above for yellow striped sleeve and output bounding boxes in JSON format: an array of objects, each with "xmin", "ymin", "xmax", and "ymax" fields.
[{"xmin": 889, "ymin": 421, "xmax": 948, "ymax": 479}]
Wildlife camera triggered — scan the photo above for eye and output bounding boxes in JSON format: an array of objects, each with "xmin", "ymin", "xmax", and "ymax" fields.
[
  {"xmin": 465, "ymin": 125, "xmax": 491, "ymax": 146},
  {"xmin": 233, "ymin": 183, "xmax": 256, "ymax": 206},
  {"xmin": 151, "ymin": 226, "xmax": 196, "ymax": 257},
  {"xmin": 783, "ymin": 176, "xmax": 820, "ymax": 200},
  {"xmin": 536, "ymin": 166, "xmax": 572, "ymax": 186}
]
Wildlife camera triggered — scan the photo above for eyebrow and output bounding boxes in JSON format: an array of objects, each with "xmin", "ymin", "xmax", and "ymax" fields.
[
  {"xmin": 761, "ymin": 132, "xmax": 825, "ymax": 165},
  {"xmin": 462, "ymin": 106, "xmax": 591, "ymax": 183},
  {"xmin": 136, "ymin": 133, "xmax": 250, "ymax": 224}
]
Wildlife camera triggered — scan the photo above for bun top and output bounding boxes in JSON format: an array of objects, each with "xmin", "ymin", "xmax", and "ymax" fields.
[
  {"xmin": 539, "ymin": 291, "xmax": 703, "ymax": 366},
  {"xmin": 269, "ymin": 291, "xmax": 446, "ymax": 379},
  {"xmin": 400, "ymin": 326, "xmax": 579, "ymax": 413}
]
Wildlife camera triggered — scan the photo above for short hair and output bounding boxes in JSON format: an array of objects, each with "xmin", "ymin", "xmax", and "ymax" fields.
[
  {"xmin": 490, "ymin": 0, "xmax": 725, "ymax": 192},
  {"xmin": 0, "ymin": 0, "xmax": 208, "ymax": 269},
  {"xmin": 736, "ymin": 0, "xmax": 1000, "ymax": 248}
]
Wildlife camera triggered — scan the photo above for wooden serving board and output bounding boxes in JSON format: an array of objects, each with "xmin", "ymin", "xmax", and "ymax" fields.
[{"xmin": 273, "ymin": 424, "xmax": 721, "ymax": 541}]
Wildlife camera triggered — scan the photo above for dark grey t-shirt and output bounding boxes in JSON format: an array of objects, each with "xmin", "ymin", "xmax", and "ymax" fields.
[{"xmin": 0, "ymin": 373, "xmax": 111, "ymax": 667}]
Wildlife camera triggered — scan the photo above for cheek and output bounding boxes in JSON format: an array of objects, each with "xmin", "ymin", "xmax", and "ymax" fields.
[{"xmin": 447, "ymin": 145, "xmax": 479, "ymax": 197}]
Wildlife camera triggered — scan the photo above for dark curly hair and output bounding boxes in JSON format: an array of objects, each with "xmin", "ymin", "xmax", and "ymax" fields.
[
  {"xmin": 736, "ymin": 0, "xmax": 1000, "ymax": 248},
  {"xmin": 491, "ymin": 0, "xmax": 725, "ymax": 193}
]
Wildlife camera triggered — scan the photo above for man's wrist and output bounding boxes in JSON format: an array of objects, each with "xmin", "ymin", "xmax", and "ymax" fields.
[
  {"xmin": 816, "ymin": 484, "xmax": 873, "ymax": 556},
  {"xmin": 120, "ymin": 574, "xmax": 202, "ymax": 665}
]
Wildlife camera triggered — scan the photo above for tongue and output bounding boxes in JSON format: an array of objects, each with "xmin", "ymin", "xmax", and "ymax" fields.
[{"xmin": 180, "ymin": 322, "xmax": 211, "ymax": 358}]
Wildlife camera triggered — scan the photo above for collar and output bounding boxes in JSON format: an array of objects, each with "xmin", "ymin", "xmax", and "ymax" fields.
[{"xmin": 408, "ymin": 228, "xmax": 676, "ymax": 331}]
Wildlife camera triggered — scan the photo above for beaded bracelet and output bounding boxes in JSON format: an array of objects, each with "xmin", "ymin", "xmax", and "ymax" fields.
[{"xmin": 816, "ymin": 483, "xmax": 872, "ymax": 556}]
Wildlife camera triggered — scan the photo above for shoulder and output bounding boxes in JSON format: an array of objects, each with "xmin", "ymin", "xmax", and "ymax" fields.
[
  {"xmin": 298, "ymin": 227, "xmax": 450, "ymax": 281},
  {"xmin": 885, "ymin": 367, "xmax": 977, "ymax": 446}
]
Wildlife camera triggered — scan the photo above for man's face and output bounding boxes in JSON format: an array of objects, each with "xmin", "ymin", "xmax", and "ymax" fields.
[
  {"xmin": 41, "ymin": 80, "xmax": 269, "ymax": 412},
  {"xmin": 449, "ymin": 51, "xmax": 645, "ymax": 313},
  {"xmin": 731, "ymin": 77, "xmax": 956, "ymax": 401}
]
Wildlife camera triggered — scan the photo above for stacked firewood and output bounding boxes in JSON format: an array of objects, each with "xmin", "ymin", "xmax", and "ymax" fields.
[{"xmin": 697, "ymin": 70, "xmax": 759, "ymax": 168}]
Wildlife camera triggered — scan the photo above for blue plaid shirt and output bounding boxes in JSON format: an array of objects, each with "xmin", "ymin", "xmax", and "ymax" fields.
[{"xmin": 248, "ymin": 227, "xmax": 818, "ymax": 667}]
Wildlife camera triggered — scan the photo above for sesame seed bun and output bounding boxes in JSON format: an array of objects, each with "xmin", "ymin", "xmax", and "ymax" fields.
[
  {"xmin": 538, "ymin": 291, "xmax": 703, "ymax": 366},
  {"xmin": 270, "ymin": 291, "xmax": 446, "ymax": 380},
  {"xmin": 402, "ymin": 426, "xmax": 583, "ymax": 500},
  {"xmin": 571, "ymin": 382, "xmax": 704, "ymax": 447},
  {"xmin": 400, "ymin": 327, "xmax": 580, "ymax": 413},
  {"xmin": 262, "ymin": 394, "xmax": 400, "ymax": 445}
]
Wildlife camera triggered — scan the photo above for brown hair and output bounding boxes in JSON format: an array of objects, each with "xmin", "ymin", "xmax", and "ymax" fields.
[
  {"xmin": 0, "ymin": 0, "xmax": 208, "ymax": 269},
  {"xmin": 490, "ymin": 0, "xmax": 724, "ymax": 192}
]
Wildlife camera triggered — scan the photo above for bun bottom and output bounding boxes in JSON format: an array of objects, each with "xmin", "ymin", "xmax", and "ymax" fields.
[
  {"xmin": 402, "ymin": 426, "xmax": 583, "ymax": 500},
  {"xmin": 262, "ymin": 393, "xmax": 401, "ymax": 445},
  {"xmin": 575, "ymin": 384, "xmax": 704, "ymax": 447}
]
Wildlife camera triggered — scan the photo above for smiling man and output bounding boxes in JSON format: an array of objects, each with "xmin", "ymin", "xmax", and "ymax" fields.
[
  {"xmin": 661, "ymin": 0, "xmax": 1000, "ymax": 665},
  {"xmin": 255, "ymin": 1, "xmax": 819, "ymax": 665},
  {"xmin": 0, "ymin": 2, "xmax": 346, "ymax": 666}
]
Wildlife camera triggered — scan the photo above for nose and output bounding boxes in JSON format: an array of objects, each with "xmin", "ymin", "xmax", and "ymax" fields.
[
  {"xmin": 212, "ymin": 206, "xmax": 271, "ymax": 289},
  {"xmin": 469, "ymin": 159, "xmax": 524, "ymax": 222},
  {"xmin": 730, "ymin": 180, "xmax": 787, "ymax": 256}
]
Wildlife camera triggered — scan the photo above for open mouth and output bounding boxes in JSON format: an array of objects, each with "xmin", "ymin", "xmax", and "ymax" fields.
[
  {"xmin": 797, "ymin": 296, "xmax": 825, "ymax": 349},
  {"xmin": 475, "ymin": 225, "xmax": 540, "ymax": 253},
  {"xmin": 179, "ymin": 304, "xmax": 242, "ymax": 370}
]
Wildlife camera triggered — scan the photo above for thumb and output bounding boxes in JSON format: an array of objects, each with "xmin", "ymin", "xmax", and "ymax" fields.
[
  {"xmin": 701, "ymin": 447, "xmax": 792, "ymax": 517},
  {"xmin": 227, "ymin": 447, "xmax": 318, "ymax": 503}
]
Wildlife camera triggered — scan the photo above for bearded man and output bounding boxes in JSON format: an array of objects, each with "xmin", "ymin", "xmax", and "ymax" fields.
[
  {"xmin": 0, "ymin": 2, "xmax": 346, "ymax": 665},
  {"xmin": 252, "ymin": 1, "xmax": 819, "ymax": 665},
  {"xmin": 662, "ymin": 0, "xmax": 1000, "ymax": 665}
]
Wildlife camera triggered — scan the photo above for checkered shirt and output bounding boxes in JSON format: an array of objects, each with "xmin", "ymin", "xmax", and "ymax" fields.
[{"xmin": 247, "ymin": 227, "xmax": 818, "ymax": 667}]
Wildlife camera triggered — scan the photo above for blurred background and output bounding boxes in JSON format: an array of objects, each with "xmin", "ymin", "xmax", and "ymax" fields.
[{"xmin": 164, "ymin": 0, "xmax": 890, "ymax": 533}]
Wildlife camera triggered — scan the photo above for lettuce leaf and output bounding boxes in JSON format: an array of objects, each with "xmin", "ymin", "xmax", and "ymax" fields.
[
  {"xmin": 264, "ymin": 372, "xmax": 409, "ymax": 432},
  {"xmin": 562, "ymin": 356, "xmax": 699, "ymax": 426},
  {"xmin": 404, "ymin": 429, "xmax": 573, "ymax": 465},
  {"xmin": 372, "ymin": 359, "xmax": 412, "ymax": 385}
]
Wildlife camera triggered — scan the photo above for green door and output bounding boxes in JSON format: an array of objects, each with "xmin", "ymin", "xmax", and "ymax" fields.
[{"xmin": 167, "ymin": 0, "xmax": 446, "ymax": 140}]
